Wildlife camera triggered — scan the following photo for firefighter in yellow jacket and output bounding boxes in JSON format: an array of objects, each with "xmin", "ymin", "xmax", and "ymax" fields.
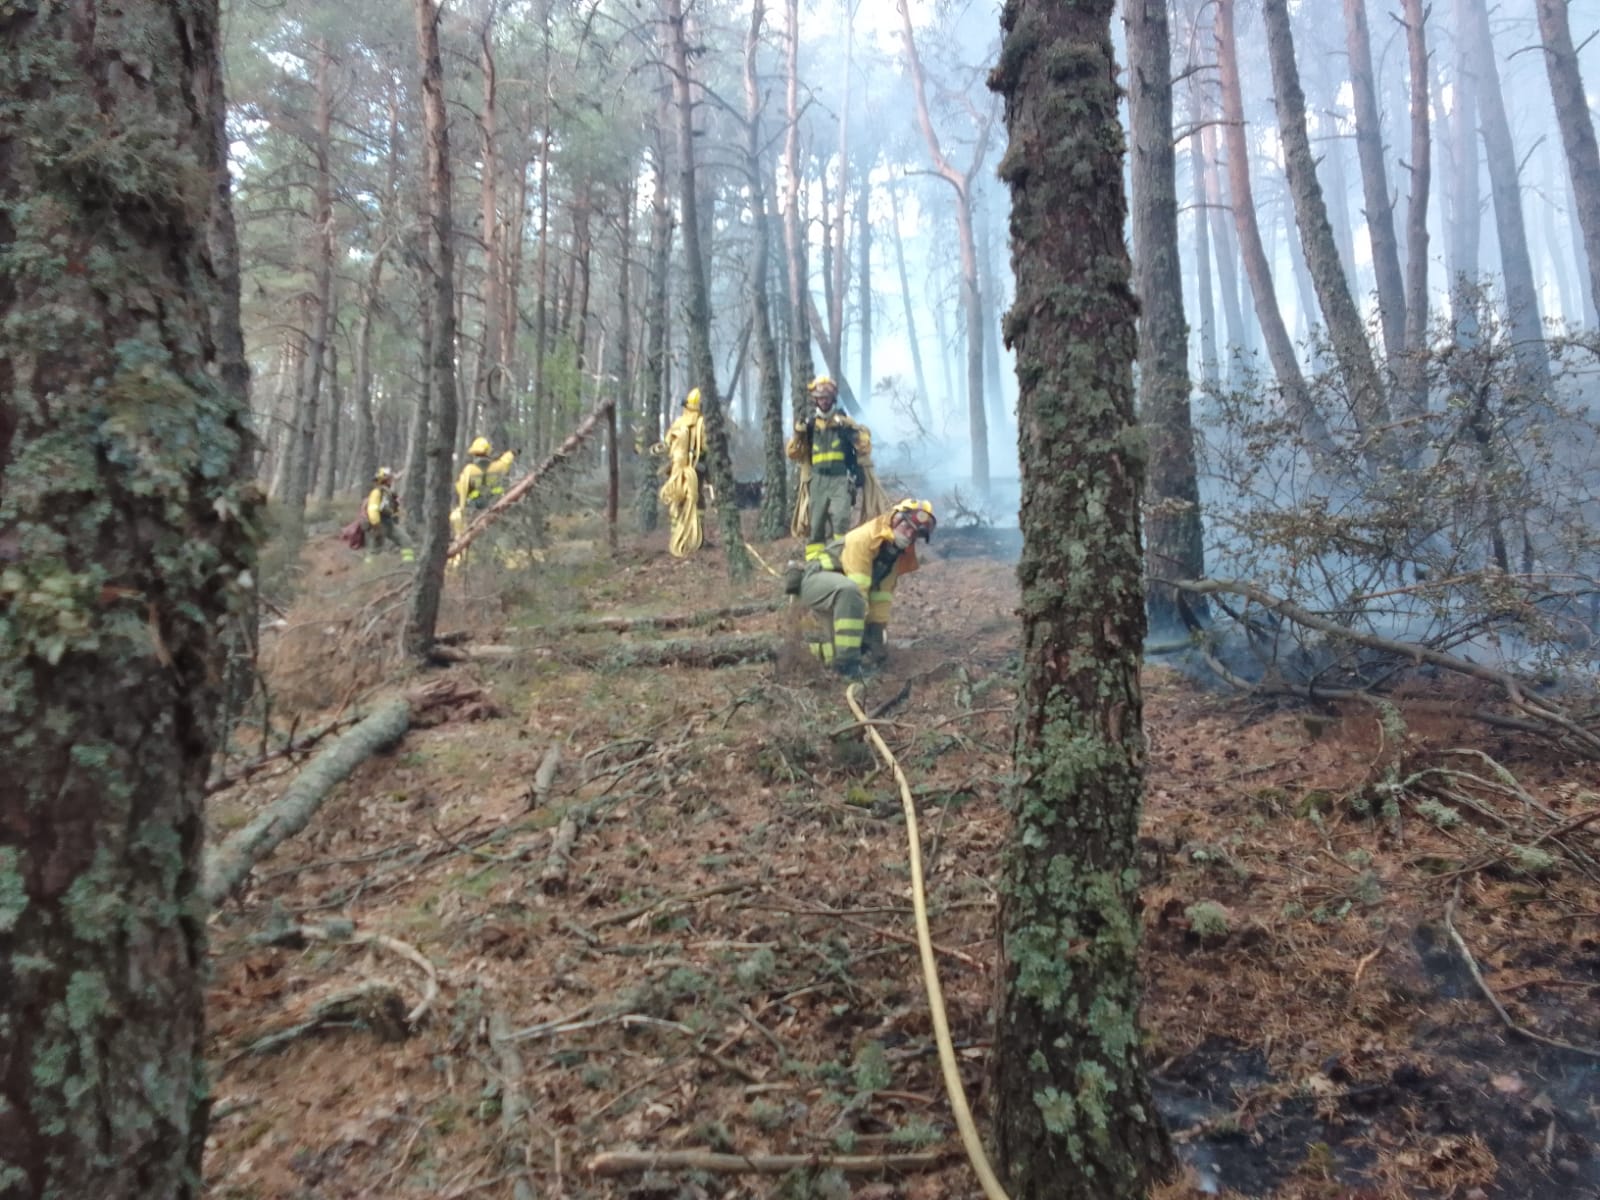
[
  {"xmin": 787, "ymin": 376, "xmax": 873, "ymax": 562},
  {"xmin": 365, "ymin": 468, "xmax": 415, "ymax": 562},
  {"xmin": 451, "ymin": 436, "xmax": 517, "ymax": 538},
  {"xmin": 656, "ymin": 388, "xmax": 707, "ymax": 557},
  {"xmin": 795, "ymin": 499, "xmax": 936, "ymax": 676}
]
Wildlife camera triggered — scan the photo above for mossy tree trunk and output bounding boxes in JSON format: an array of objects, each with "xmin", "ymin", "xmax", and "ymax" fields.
[
  {"xmin": 1126, "ymin": 0, "xmax": 1205, "ymax": 636},
  {"xmin": 0, "ymin": 0, "xmax": 257, "ymax": 1193},
  {"xmin": 990, "ymin": 2, "xmax": 1175, "ymax": 1196},
  {"xmin": 404, "ymin": 0, "xmax": 460, "ymax": 658},
  {"xmin": 744, "ymin": 0, "xmax": 789, "ymax": 541},
  {"xmin": 663, "ymin": 0, "xmax": 749, "ymax": 579}
]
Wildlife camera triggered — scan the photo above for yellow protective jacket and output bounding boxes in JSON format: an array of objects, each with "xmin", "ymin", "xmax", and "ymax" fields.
[
  {"xmin": 455, "ymin": 456, "xmax": 491, "ymax": 511},
  {"xmin": 818, "ymin": 512, "xmax": 919, "ymax": 626},
  {"xmin": 366, "ymin": 483, "xmax": 397, "ymax": 526},
  {"xmin": 485, "ymin": 450, "xmax": 516, "ymax": 499},
  {"xmin": 786, "ymin": 412, "xmax": 866, "ymax": 476}
]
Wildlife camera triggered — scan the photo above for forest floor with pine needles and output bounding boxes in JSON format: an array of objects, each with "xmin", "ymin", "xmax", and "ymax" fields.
[{"xmin": 202, "ymin": 510, "xmax": 1600, "ymax": 1200}]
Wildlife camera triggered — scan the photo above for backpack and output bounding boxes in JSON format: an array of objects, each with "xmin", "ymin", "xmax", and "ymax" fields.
[{"xmin": 340, "ymin": 518, "xmax": 367, "ymax": 550}]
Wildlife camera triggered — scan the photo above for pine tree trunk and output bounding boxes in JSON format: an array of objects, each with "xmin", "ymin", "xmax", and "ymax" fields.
[
  {"xmin": 1443, "ymin": 16, "xmax": 1481, "ymax": 340},
  {"xmin": 1127, "ymin": 0, "xmax": 1206, "ymax": 631},
  {"xmin": 1216, "ymin": 0, "xmax": 1331, "ymax": 454},
  {"xmin": 288, "ymin": 41, "xmax": 336, "ymax": 525},
  {"xmin": 1200, "ymin": 121, "xmax": 1248, "ymax": 381},
  {"xmin": 1461, "ymin": 0, "xmax": 1549, "ymax": 389},
  {"xmin": 1535, "ymin": 0, "xmax": 1600, "ymax": 322},
  {"xmin": 888, "ymin": 179, "xmax": 934, "ymax": 427},
  {"xmin": 992, "ymin": 0, "xmax": 1177, "ymax": 1192},
  {"xmin": 1342, "ymin": 0, "xmax": 1408, "ymax": 361},
  {"xmin": 405, "ymin": 0, "xmax": 461, "ymax": 658},
  {"xmin": 319, "ymin": 339, "xmax": 341, "ymax": 499},
  {"xmin": 901, "ymin": 3, "xmax": 991, "ymax": 490},
  {"xmin": 1399, "ymin": 0, "xmax": 1432, "ymax": 420},
  {"xmin": 746, "ymin": 0, "xmax": 789, "ymax": 540},
  {"xmin": 616, "ymin": 178, "xmax": 638, "ymax": 500},
  {"xmin": 1184, "ymin": 53, "xmax": 1219, "ymax": 388},
  {"xmin": 637, "ymin": 91, "xmax": 673, "ymax": 532},
  {"xmin": 476, "ymin": 6, "xmax": 508, "ymax": 449},
  {"xmin": 857, "ymin": 170, "xmax": 873, "ymax": 408},
  {"xmin": 1262, "ymin": 0, "xmax": 1390, "ymax": 454},
  {"xmin": 664, "ymin": 0, "xmax": 749, "ymax": 578},
  {"xmin": 0, "ymin": 1, "xmax": 256, "ymax": 1191},
  {"xmin": 783, "ymin": 0, "xmax": 815, "ymax": 428}
]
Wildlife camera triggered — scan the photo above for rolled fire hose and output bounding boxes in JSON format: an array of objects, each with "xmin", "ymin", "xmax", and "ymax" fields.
[{"xmin": 844, "ymin": 683, "xmax": 1011, "ymax": 1200}]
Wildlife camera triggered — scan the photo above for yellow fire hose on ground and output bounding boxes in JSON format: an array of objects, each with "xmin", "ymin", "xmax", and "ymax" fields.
[{"xmin": 844, "ymin": 684, "xmax": 1011, "ymax": 1200}]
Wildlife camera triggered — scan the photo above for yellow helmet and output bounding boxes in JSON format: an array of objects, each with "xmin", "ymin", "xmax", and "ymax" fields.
[
  {"xmin": 684, "ymin": 388, "xmax": 702, "ymax": 410},
  {"xmin": 374, "ymin": 466, "xmax": 393, "ymax": 483},
  {"xmin": 808, "ymin": 375, "xmax": 838, "ymax": 398},
  {"xmin": 890, "ymin": 498, "xmax": 937, "ymax": 542},
  {"xmin": 469, "ymin": 436, "xmax": 493, "ymax": 457}
]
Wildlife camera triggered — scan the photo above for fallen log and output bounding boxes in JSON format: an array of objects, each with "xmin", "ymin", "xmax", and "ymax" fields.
[
  {"xmin": 586, "ymin": 1149, "xmax": 948, "ymax": 1177},
  {"xmin": 448, "ymin": 400, "xmax": 612, "ymax": 562},
  {"xmin": 539, "ymin": 815, "xmax": 580, "ymax": 894},
  {"xmin": 526, "ymin": 744, "xmax": 561, "ymax": 811},
  {"xmin": 488, "ymin": 1011, "xmax": 537, "ymax": 1200},
  {"xmin": 206, "ymin": 713, "xmax": 365, "ymax": 795},
  {"xmin": 553, "ymin": 599, "xmax": 783, "ymax": 635},
  {"xmin": 203, "ymin": 697, "xmax": 411, "ymax": 904},
  {"xmin": 566, "ymin": 633, "xmax": 779, "ymax": 670}
]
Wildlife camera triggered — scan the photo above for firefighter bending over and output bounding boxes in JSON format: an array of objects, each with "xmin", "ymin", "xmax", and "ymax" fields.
[{"xmin": 789, "ymin": 499, "xmax": 936, "ymax": 676}]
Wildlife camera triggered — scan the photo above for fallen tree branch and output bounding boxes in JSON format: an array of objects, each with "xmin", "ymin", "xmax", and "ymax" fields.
[
  {"xmin": 204, "ymin": 697, "xmax": 411, "ymax": 904},
  {"xmin": 252, "ymin": 921, "xmax": 440, "ymax": 1027},
  {"xmin": 586, "ymin": 1149, "xmax": 948, "ymax": 1176},
  {"xmin": 1167, "ymin": 577, "xmax": 1600, "ymax": 757},
  {"xmin": 224, "ymin": 979, "xmax": 410, "ymax": 1066},
  {"xmin": 540, "ymin": 814, "xmax": 579, "ymax": 894},
  {"xmin": 527, "ymin": 744, "xmax": 562, "ymax": 812},
  {"xmin": 206, "ymin": 713, "xmax": 366, "ymax": 794},
  {"xmin": 564, "ymin": 634, "xmax": 779, "ymax": 671},
  {"xmin": 1444, "ymin": 882, "xmax": 1600, "ymax": 1060},
  {"xmin": 552, "ymin": 600, "xmax": 783, "ymax": 635},
  {"xmin": 448, "ymin": 400, "xmax": 612, "ymax": 562},
  {"xmin": 488, "ymin": 1011, "xmax": 537, "ymax": 1200}
]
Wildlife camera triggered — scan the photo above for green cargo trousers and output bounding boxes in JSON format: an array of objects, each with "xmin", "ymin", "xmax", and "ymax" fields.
[
  {"xmin": 799, "ymin": 565, "xmax": 867, "ymax": 675},
  {"xmin": 806, "ymin": 471, "xmax": 852, "ymax": 562}
]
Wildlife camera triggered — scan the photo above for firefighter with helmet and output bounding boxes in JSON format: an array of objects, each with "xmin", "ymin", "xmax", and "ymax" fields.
[
  {"xmin": 365, "ymin": 467, "xmax": 415, "ymax": 562},
  {"xmin": 451, "ymin": 435, "xmax": 517, "ymax": 538},
  {"xmin": 656, "ymin": 388, "xmax": 708, "ymax": 557},
  {"xmin": 787, "ymin": 376, "xmax": 875, "ymax": 562},
  {"xmin": 790, "ymin": 498, "xmax": 936, "ymax": 676}
]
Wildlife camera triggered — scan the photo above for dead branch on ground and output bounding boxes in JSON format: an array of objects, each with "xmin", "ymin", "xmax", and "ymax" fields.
[
  {"xmin": 586, "ymin": 1148, "xmax": 948, "ymax": 1176},
  {"xmin": 252, "ymin": 921, "xmax": 440, "ymax": 1026},
  {"xmin": 552, "ymin": 600, "xmax": 783, "ymax": 635},
  {"xmin": 562, "ymin": 634, "xmax": 779, "ymax": 670},
  {"xmin": 204, "ymin": 697, "xmax": 411, "ymax": 904},
  {"xmin": 488, "ymin": 1012, "xmax": 537, "ymax": 1200},
  {"xmin": 1444, "ymin": 882, "xmax": 1600, "ymax": 1060},
  {"xmin": 224, "ymin": 980, "xmax": 411, "ymax": 1066},
  {"xmin": 207, "ymin": 712, "xmax": 366, "ymax": 794}
]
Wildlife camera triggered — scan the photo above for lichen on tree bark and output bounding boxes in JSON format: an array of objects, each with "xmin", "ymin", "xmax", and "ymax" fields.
[
  {"xmin": 990, "ymin": 1, "xmax": 1174, "ymax": 1196},
  {"xmin": 0, "ymin": 0, "xmax": 257, "ymax": 1193}
]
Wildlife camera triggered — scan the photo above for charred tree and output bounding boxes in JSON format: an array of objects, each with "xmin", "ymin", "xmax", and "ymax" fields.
[
  {"xmin": 991, "ymin": 0, "xmax": 1177, "ymax": 1193},
  {"xmin": 1535, "ymin": 0, "xmax": 1600, "ymax": 321},
  {"xmin": 404, "ymin": 0, "xmax": 461, "ymax": 658},
  {"xmin": 1127, "ymin": 0, "xmax": 1206, "ymax": 630},
  {"xmin": 0, "ymin": 0, "xmax": 257, "ymax": 1192}
]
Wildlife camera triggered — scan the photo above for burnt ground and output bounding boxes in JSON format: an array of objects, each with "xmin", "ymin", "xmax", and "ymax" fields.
[{"xmin": 204, "ymin": 513, "xmax": 1600, "ymax": 1200}]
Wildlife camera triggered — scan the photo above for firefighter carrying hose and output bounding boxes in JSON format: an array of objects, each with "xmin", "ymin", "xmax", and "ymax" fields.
[
  {"xmin": 786, "ymin": 498, "xmax": 936, "ymax": 676},
  {"xmin": 788, "ymin": 376, "xmax": 885, "ymax": 562}
]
